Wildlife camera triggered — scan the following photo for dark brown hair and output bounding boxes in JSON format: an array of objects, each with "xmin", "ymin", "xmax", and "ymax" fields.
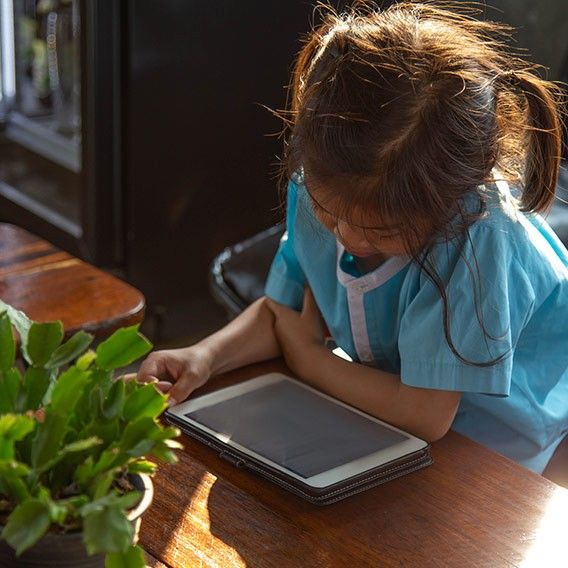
[{"xmin": 280, "ymin": 1, "xmax": 564, "ymax": 365}]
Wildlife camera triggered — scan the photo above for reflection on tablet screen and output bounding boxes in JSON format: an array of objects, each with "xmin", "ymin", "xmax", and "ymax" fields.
[{"xmin": 185, "ymin": 379, "xmax": 407, "ymax": 478}]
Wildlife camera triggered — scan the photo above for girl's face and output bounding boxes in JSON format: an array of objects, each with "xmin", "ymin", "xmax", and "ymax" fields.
[{"xmin": 306, "ymin": 184, "xmax": 410, "ymax": 257}]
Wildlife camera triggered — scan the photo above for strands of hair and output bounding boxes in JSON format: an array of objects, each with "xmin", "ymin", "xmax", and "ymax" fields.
[
  {"xmin": 286, "ymin": 1, "xmax": 563, "ymax": 222},
  {"xmin": 272, "ymin": 1, "xmax": 566, "ymax": 366}
]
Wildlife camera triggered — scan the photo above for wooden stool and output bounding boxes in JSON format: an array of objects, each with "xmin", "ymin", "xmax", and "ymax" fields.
[{"xmin": 0, "ymin": 223, "xmax": 145, "ymax": 337}]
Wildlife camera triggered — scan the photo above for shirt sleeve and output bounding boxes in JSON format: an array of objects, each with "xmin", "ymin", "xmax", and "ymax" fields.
[
  {"xmin": 264, "ymin": 180, "xmax": 306, "ymax": 310},
  {"xmin": 398, "ymin": 225, "xmax": 536, "ymax": 396}
]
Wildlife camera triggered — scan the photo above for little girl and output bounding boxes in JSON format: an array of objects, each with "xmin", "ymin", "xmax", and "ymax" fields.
[{"xmin": 138, "ymin": 2, "xmax": 568, "ymax": 479}]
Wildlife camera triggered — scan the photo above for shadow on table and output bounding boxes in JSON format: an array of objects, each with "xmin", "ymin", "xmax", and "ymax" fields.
[
  {"xmin": 140, "ymin": 450, "xmax": 344, "ymax": 567},
  {"xmin": 204, "ymin": 478, "xmax": 335, "ymax": 567},
  {"xmin": 202, "ymin": 470, "xmax": 409, "ymax": 568}
]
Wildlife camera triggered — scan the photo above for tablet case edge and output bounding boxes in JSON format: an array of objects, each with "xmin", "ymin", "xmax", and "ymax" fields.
[{"xmin": 165, "ymin": 411, "xmax": 433, "ymax": 506}]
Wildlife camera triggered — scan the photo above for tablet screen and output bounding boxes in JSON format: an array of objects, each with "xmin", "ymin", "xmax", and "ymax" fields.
[{"xmin": 185, "ymin": 378, "xmax": 407, "ymax": 478}]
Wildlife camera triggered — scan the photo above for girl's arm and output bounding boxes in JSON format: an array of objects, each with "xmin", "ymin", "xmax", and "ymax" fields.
[
  {"xmin": 137, "ymin": 297, "xmax": 281, "ymax": 404},
  {"xmin": 268, "ymin": 290, "xmax": 461, "ymax": 442},
  {"xmin": 294, "ymin": 345, "xmax": 461, "ymax": 442},
  {"xmin": 198, "ymin": 296, "xmax": 281, "ymax": 375}
]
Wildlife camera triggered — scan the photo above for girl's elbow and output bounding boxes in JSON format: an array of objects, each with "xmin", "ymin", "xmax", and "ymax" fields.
[
  {"xmin": 407, "ymin": 390, "xmax": 461, "ymax": 442},
  {"xmin": 414, "ymin": 418, "xmax": 453, "ymax": 442},
  {"xmin": 422, "ymin": 425, "xmax": 451, "ymax": 443}
]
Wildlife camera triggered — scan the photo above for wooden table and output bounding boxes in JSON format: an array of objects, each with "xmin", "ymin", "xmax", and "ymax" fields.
[
  {"xmin": 0, "ymin": 223, "xmax": 145, "ymax": 336},
  {"xmin": 140, "ymin": 360, "xmax": 568, "ymax": 568}
]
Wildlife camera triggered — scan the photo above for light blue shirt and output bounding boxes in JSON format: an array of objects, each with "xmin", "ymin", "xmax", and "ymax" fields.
[{"xmin": 265, "ymin": 178, "xmax": 568, "ymax": 473}]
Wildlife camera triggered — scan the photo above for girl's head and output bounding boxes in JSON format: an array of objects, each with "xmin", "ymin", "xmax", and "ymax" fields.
[{"xmin": 283, "ymin": 1, "xmax": 564, "ymax": 256}]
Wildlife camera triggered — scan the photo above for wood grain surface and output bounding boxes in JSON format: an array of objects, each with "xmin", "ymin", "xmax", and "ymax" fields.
[
  {"xmin": 145, "ymin": 550, "xmax": 169, "ymax": 568},
  {"xmin": 0, "ymin": 223, "xmax": 145, "ymax": 336},
  {"xmin": 139, "ymin": 360, "xmax": 568, "ymax": 568}
]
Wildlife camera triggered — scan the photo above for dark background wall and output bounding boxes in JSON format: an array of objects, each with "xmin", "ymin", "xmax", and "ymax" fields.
[
  {"xmin": 124, "ymin": 1, "xmax": 326, "ymax": 306},
  {"xmin": 122, "ymin": 0, "xmax": 568, "ymax": 343}
]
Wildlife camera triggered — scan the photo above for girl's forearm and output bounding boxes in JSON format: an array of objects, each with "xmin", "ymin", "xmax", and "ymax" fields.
[
  {"xmin": 194, "ymin": 297, "xmax": 281, "ymax": 376},
  {"xmin": 298, "ymin": 346, "xmax": 460, "ymax": 441}
]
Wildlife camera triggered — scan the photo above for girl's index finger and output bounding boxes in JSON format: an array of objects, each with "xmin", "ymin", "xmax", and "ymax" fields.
[{"xmin": 125, "ymin": 372, "xmax": 159, "ymax": 385}]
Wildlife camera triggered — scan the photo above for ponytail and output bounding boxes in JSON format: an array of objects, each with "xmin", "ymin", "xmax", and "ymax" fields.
[{"xmin": 500, "ymin": 71, "xmax": 563, "ymax": 213}]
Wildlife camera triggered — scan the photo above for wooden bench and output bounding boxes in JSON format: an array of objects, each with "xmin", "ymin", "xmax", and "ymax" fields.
[{"xmin": 0, "ymin": 223, "xmax": 145, "ymax": 336}]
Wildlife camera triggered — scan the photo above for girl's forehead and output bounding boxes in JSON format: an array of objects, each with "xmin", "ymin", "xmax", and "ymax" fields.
[{"xmin": 304, "ymin": 178, "xmax": 402, "ymax": 230}]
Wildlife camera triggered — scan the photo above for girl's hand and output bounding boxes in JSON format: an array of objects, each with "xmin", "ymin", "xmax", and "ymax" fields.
[
  {"xmin": 266, "ymin": 288, "xmax": 327, "ymax": 377},
  {"xmin": 136, "ymin": 345, "xmax": 212, "ymax": 406}
]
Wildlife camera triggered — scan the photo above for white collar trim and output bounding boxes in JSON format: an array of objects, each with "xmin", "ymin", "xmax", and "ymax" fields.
[{"xmin": 336, "ymin": 242, "xmax": 410, "ymax": 292}]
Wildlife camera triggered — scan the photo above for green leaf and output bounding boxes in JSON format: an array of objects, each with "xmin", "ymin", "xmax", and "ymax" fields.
[
  {"xmin": 126, "ymin": 439, "xmax": 155, "ymax": 459},
  {"xmin": 22, "ymin": 367, "xmax": 51, "ymax": 411},
  {"xmin": 84, "ymin": 418, "xmax": 120, "ymax": 449},
  {"xmin": 118, "ymin": 418, "xmax": 157, "ymax": 453},
  {"xmin": 95, "ymin": 326, "xmax": 152, "ymax": 371},
  {"xmin": 48, "ymin": 503, "xmax": 68, "ymax": 524},
  {"xmin": 75, "ymin": 456, "xmax": 95, "ymax": 487},
  {"xmin": 49, "ymin": 365, "xmax": 91, "ymax": 415},
  {"xmin": 83, "ymin": 505, "xmax": 134, "ymax": 555},
  {"xmin": 148, "ymin": 425, "xmax": 181, "ymax": 442},
  {"xmin": 26, "ymin": 321, "xmax": 64, "ymax": 366},
  {"xmin": 64, "ymin": 437, "xmax": 103, "ymax": 454},
  {"xmin": 1, "ymin": 499, "xmax": 51, "ymax": 555},
  {"xmin": 0, "ymin": 312, "xmax": 16, "ymax": 371},
  {"xmin": 77, "ymin": 350, "xmax": 97, "ymax": 371},
  {"xmin": 103, "ymin": 380, "xmax": 125, "ymax": 420},
  {"xmin": 79, "ymin": 492, "xmax": 121, "ymax": 515},
  {"xmin": 105, "ymin": 544, "xmax": 146, "ymax": 568},
  {"xmin": 89, "ymin": 386, "xmax": 105, "ymax": 421},
  {"xmin": 56, "ymin": 494, "xmax": 90, "ymax": 511},
  {"xmin": 162, "ymin": 438, "xmax": 183, "ymax": 450},
  {"xmin": 0, "ymin": 459, "xmax": 31, "ymax": 478},
  {"xmin": 69, "ymin": 368, "xmax": 112, "ymax": 433},
  {"xmin": 80, "ymin": 491, "xmax": 141, "ymax": 517},
  {"xmin": 0, "ymin": 414, "xmax": 35, "ymax": 442},
  {"xmin": 112, "ymin": 491, "xmax": 141, "ymax": 511},
  {"xmin": 127, "ymin": 460, "xmax": 157, "ymax": 475},
  {"xmin": 124, "ymin": 379, "xmax": 138, "ymax": 397},
  {"xmin": 43, "ymin": 491, "xmax": 70, "ymax": 525},
  {"xmin": 30, "ymin": 413, "xmax": 67, "ymax": 469},
  {"xmin": 46, "ymin": 331, "xmax": 93, "ymax": 369},
  {"xmin": 0, "ymin": 460, "xmax": 32, "ymax": 501},
  {"xmin": 0, "ymin": 368, "xmax": 22, "ymax": 414},
  {"xmin": 151, "ymin": 445, "xmax": 178, "ymax": 464},
  {"xmin": 35, "ymin": 436, "xmax": 102, "ymax": 475},
  {"xmin": 92, "ymin": 470, "xmax": 118, "ymax": 501},
  {"xmin": 2, "ymin": 475, "xmax": 30, "ymax": 503},
  {"xmin": 91, "ymin": 418, "xmax": 158, "ymax": 475},
  {"xmin": 0, "ymin": 300, "xmax": 32, "ymax": 351},
  {"xmin": 116, "ymin": 417, "xmax": 180, "ymax": 463},
  {"xmin": 122, "ymin": 383, "xmax": 167, "ymax": 422},
  {"xmin": 92, "ymin": 448, "xmax": 122, "ymax": 477}
]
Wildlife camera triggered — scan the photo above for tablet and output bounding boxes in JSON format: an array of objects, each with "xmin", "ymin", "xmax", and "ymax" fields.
[{"xmin": 167, "ymin": 372, "xmax": 429, "ymax": 490}]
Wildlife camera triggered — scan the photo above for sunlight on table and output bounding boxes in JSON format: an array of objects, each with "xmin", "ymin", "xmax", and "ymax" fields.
[
  {"xmin": 520, "ymin": 485, "xmax": 568, "ymax": 568},
  {"xmin": 169, "ymin": 473, "xmax": 246, "ymax": 567}
]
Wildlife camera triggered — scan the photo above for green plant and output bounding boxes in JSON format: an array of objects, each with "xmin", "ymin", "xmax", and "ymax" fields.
[{"xmin": 0, "ymin": 300, "xmax": 181, "ymax": 567}]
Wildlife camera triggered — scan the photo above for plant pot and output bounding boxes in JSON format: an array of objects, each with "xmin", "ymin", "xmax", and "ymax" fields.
[{"xmin": 0, "ymin": 474, "xmax": 154, "ymax": 568}]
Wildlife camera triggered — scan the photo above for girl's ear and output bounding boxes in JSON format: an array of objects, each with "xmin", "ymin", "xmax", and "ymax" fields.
[{"xmin": 502, "ymin": 71, "xmax": 563, "ymax": 214}]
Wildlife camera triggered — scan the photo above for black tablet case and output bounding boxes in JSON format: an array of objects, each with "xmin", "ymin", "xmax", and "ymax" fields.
[{"xmin": 165, "ymin": 410, "xmax": 432, "ymax": 505}]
